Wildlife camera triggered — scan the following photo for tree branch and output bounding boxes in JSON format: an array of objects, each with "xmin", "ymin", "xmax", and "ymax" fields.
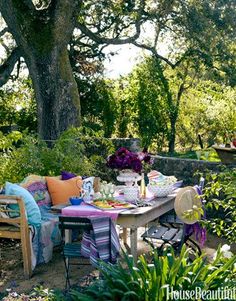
[
  {"xmin": 75, "ymin": 0, "xmax": 145, "ymax": 45},
  {"xmin": 0, "ymin": 27, "xmax": 9, "ymax": 37},
  {"xmin": 0, "ymin": 0, "xmax": 35, "ymax": 21},
  {"xmin": 0, "ymin": 0, "xmax": 35, "ymax": 49},
  {"xmin": 132, "ymin": 41, "xmax": 175, "ymax": 68},
  {"xmin": 0, "ymin": 47, "xmax": 21, "ymax": 87},
  {"xmin": 0, "ymin": 42, "xmax": 11, "ymax": 56},
  {"xmin": 76, "ymin": 21, "xmax": 141, "ymax": 45}
]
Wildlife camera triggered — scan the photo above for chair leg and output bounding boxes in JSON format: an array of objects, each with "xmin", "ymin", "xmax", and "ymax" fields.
[
  {"xmin": 186, "ymin": 238, "xmax": 202, "ymax": 256},
  {"xmin": 63, "ymin": 256, "xmax": 71, "ymax": 290},
  {"xmin": 20, "ymin": 226, "xmax": 32, "ymax": 279}
]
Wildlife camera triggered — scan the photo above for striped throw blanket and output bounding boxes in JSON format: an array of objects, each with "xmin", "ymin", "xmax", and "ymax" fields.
[{"xmin": 81, "ymin": 216, "xmax": 120, "ymax": 267}]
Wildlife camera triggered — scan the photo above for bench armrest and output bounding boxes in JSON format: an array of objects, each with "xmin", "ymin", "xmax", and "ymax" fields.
[{"xmin": 0, "ymin": 195, "xmax": 28, "ymax": 226}]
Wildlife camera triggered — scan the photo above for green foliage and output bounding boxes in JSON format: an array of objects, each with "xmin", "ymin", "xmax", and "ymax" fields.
[
  {"xmin": 0, "ymin": 132, "xmax": 49, "ymax": 184},
  {"xmin": 112, "ymin": 79, "xmax": 134, "ymax": 138},
  {"xmin": 107, "ymin": 0, "xmax": 236, "ymax": 152},
  {"xmin": 203, "ymin": 168, "xmax": 236, "ymax": 243},
  {"xmin": 71, "ymin": 246, "xmax": 236, "ymax": 301},
  {"xmin": 0, "ymin": 79, "xmax": 37, "ymax": 133},
  {"xmin": 160, "ymin": 149, "xmax": 220, "ymax": 162},
  {"xmin": 131, "ymin": 57, "xmax": 170, "ymax": 148},
  {"xmin": 2, "ymin": 246, "xmax": 236, "ymax": 301},
  {"xmin": 111, "ymin": 56, "xmax": 236, "ymax": 153},
  {"xmin": 166, "ymin": 0, "xmax": 236, "ymax": 87},
  {"xmin": 177, "ymin": 81, "xmax": 236, "ymax": 149},
  {"xmin": 0, "ymin": 127, "xmax": 115, "ymax": 185},
  {"xmin": 1, "ymin": 0, "xmax": 236, "ymax": 144},
  {"xmin": 112, "ymin": 57, "xmax": 170, "ymax": 150},
  {"xmin": 79, "ymin": 78, "xmax": 117, "ymax": 137},
  {"xmin": 52, "ymin": 127, "xmax": 115, "ymax": 180},
  {"xmin": 1, "ymin": 285, "xmax": 64, "ymax": 301},
  {"xmin": 0, "ymin": 131, "xmax": 23, "ymax": 151}
]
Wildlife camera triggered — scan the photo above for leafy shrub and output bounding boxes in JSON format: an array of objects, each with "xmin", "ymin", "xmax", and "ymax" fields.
[
  {"xmin": 71, "ymin": 246, "xmax": 236, "ymax": 301},
  {"xmin": 50, "ymin": 127, "xmax": 115, "ymax": 181},
  {"xmin": 0, "ymin": 132, "xmax": 49, "ymax": 184},
  {"xmin": 0, "ymin": 79, "xmax": 37, "ymax": 133},
  {"xmin": 1, "ymin": 286, "xmax": 64, "ymax": 301},
  {"xmin": 0, "ymin": 127, "xmax": 115, "ymax": 186},
  {"xmin": 203, "ymin": 168, "xmax": 236, "ymax": 243},
  {"xmin": 2, "ymin": 246, "xmax": 235, "ymax": 301}
]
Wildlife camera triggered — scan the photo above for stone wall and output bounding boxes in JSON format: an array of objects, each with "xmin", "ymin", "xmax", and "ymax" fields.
[
  {"xmin": 110, "ymin": 138, "xmax": 236, "ymax": 185},
  {"xmin": 110, "ymin": 138, "xmax": 141, "ymax": 152},
  {"xmin": 152, "ymin": 155, "xmax": 235, "ymax": 185}
]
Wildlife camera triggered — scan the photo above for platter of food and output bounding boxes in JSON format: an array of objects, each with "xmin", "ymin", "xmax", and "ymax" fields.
[{"xmin": 90, "ymin": 198, "xmax": 136, "ymax": 210}]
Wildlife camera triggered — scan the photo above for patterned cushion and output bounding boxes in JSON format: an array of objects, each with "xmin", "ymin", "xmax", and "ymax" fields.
[
  {"xmin": 82, "ymin": 177, "xmax": 95, "ymax": 202},
  {"xmin": 5, "ymin": 182, "xmax": 41, "ymax": 226},
  {"xmin": 21, "ymin": 175, "xmax": 51, "ymax": 206}
]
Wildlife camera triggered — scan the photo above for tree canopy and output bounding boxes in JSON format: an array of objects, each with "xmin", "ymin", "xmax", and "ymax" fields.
[{"xmin": 0, "ymin": 0, "xmax": 235, "ymax": 141}]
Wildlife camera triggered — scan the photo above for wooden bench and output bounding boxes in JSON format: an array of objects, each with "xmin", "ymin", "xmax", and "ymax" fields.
[{"xmin": 0, "ymin": 195, "xmax": 32, "ymax": 278}]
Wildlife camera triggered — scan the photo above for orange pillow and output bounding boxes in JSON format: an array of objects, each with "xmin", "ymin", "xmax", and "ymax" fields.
[{"xmin": 46, "ymin": 176, "xmax": 82, "ymax": 205}]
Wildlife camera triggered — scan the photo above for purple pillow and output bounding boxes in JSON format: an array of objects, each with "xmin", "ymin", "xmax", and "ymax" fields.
[{"xmin": 61, "ymin": 170, "xmax": 77, "ymax": 180}]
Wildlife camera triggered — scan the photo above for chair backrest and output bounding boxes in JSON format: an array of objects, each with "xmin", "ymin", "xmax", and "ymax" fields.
[
  {"xmin": 59, "ymin": 216, "xmax": 93, "ymax": 234},
  {"xmin": 59, "ymin": 216, "xmax": 114, "ymax": 263}
]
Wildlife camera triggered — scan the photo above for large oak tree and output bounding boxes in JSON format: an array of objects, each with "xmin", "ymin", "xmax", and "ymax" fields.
[{"xmin": 0, "ymin": 0, "xmax": 144, "ymax": 140}]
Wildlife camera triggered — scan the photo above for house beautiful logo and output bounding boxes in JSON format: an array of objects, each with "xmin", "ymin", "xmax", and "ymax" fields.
[{"xmin": 166, "ymin": 286, "xmax": 236, "ymax": 300}]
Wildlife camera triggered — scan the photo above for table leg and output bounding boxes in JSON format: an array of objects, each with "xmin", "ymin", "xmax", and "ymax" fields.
[
  {"xmin": 122, "ymin": 227, "xmax": 128, "ymax": 245},
  {"xmin": 65, "ymin": 229, "xmax": 72, "ymax": 244},
  {"xmin": 130, "ymin": 228, "xmax": 138, "ymax": 263}
]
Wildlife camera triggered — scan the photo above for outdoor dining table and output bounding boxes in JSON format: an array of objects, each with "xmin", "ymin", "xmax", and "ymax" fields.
[{"xmin": 52, "ymin": 192, "xmax": 176, "ymax": 262}]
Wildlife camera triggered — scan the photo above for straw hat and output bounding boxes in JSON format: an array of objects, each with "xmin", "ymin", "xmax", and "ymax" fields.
[{"xmin": 174, "ymin": 186, "xmax": 202, "ymax": 224}]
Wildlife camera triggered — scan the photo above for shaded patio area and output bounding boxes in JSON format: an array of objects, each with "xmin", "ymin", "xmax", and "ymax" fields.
[{"xmin": 1, "ymin": 229, "xmax": 235, "ymax": 295}]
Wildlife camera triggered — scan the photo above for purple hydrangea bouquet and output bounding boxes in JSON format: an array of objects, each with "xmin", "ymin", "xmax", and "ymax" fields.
[{"xmin": 106, "ymin": 147, "xmax": 152, "ymax": 173}]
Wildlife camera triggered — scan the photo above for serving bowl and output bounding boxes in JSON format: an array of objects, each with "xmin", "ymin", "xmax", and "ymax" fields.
[
  {"xmin": 69, "ymin": 197, "xmax": 83, "ymax": 205},
  {"xmin": 147, "ymin": 184, "xmax": 174, "ymax": 197}
]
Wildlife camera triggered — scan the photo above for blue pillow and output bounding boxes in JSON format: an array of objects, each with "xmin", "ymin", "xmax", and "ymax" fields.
[{"xmin": 5, "ymin": 182, "xmax": 41, "ymax": 227}]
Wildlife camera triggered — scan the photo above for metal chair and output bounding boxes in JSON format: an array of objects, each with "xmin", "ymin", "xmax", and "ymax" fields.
[
  {"xmin": 142, "ymin": 181, "xmax": 205, "ymax": 255},
  {"xmin": 59, "ymin": 216, "xmax": 93, "ymax": 289},
  {"xmin": 142, "ymin": 216, "xmax": 201, "ymax": 255}
]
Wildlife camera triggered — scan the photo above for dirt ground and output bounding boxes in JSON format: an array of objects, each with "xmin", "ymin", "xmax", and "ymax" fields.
[{"xmin": 0, "ymin": 230, "xmax": 235, "ymax": 296}]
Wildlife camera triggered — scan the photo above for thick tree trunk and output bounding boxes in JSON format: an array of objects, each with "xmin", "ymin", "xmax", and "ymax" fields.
[
  {"xmin": 0, "ymin": 0, "xmax": 81, "ymax": 141},
  {"xmin": 25, "ymin": 48, "xmax": 80, "ymax": 140}
]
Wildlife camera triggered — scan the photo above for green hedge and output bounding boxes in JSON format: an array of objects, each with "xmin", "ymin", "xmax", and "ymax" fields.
[{"xmin": 0, "ymin": 127, "xmax": 115, "ymax": 186}]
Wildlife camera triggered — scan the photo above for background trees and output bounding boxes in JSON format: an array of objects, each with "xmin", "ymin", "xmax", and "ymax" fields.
[
  {"xmin": 113, "ymin": 57, "xmax": 169, "ymax": 147},
  {"xmin": 79, "ymin": 78, "xmax": 116, "ymax": 137},
  {"xmin": 0, "ymin": 79, "xmax": 37, "ymax": 133},
  {"xmin": 110, "ymin": 58, "xmax": 236, "ymax": 152},
  {"xmin": 177, "ymin": 81, "xmax": 236, "ymax": 149},
  {"xmin": 128, "ymin": 0, "xmax": 236, "ymax": 152},
  {"xmin": 0, "ymin": 0, "xmax": 235, "ymax": 152}
]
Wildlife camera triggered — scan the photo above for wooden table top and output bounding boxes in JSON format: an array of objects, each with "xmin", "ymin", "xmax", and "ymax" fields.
[{"xmin": 50, "ymin": 193, "xmax": 176, "ymax": 216}]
